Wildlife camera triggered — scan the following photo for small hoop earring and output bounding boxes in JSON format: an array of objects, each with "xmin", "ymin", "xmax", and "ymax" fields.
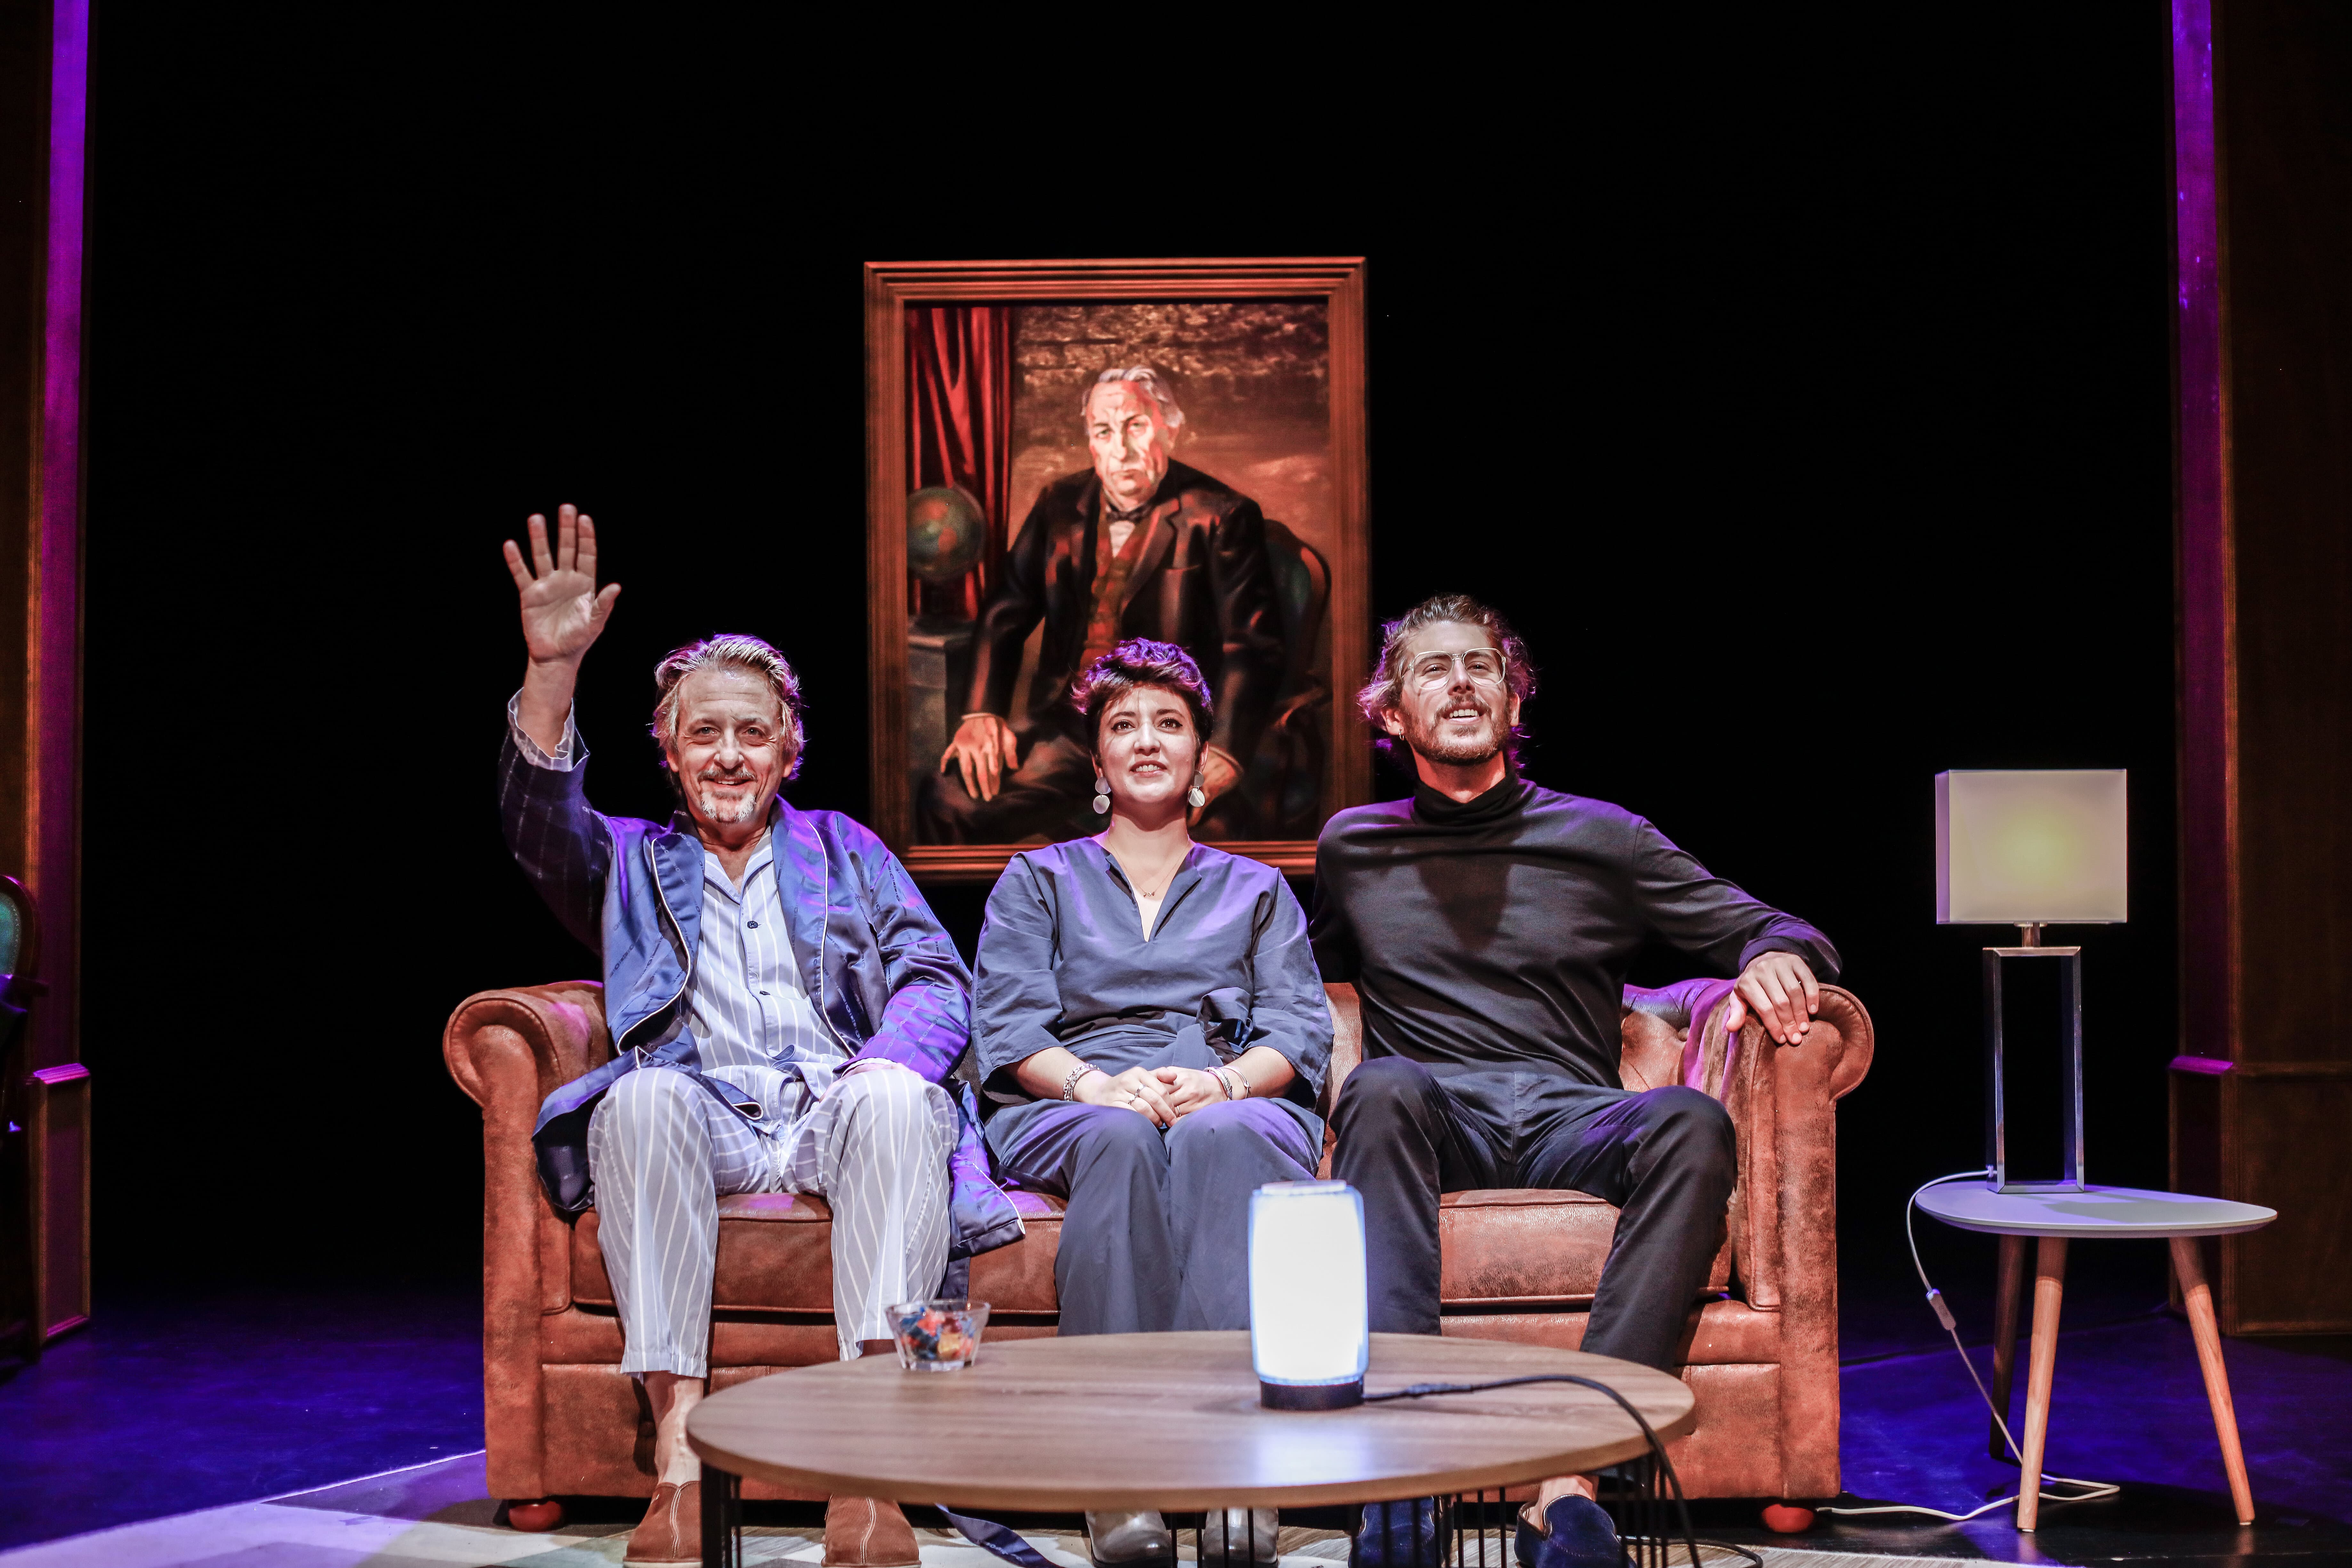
[
  {"xmin": 1186, "ymin": 781, "xmax": 1207, "ymax": 810},
  {"xmin": 1091, "ymin": 778, "xmax": 1112, "ymax": 815}
]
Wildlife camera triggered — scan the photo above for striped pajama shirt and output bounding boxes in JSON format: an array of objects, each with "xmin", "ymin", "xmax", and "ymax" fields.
[{"xmin": 516, "ymin": 704, "xmax": 957, "ymax": 1374}]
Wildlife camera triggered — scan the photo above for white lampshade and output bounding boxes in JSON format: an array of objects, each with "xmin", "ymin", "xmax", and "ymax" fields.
[
  {"xmin": 1935, "ymin": 769, "xmax": 2128, "ymax": 925},
  {"xmin": 1249, "ymin": 1180, "xmax": 1368, "ymax": 1409}
]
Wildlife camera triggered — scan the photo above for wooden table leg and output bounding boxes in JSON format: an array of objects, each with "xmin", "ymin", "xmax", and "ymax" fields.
[
  {"xmin": 2171, "ymin": 1235, "xmax": 2256, "ymax": 1525},
  {"xmin": 1989, "ymin": 1233, "xmax": 2029, "ymax": 1460},
  {"xmin": 2015, "ymin": 1236, "xmax": 2067, "ymax": 1531}
]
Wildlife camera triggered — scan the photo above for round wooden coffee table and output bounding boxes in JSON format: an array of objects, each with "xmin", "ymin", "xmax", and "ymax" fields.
[{"xmin": 688, "ymin": 1331, "xmax": 1696, "ymax": 1564}]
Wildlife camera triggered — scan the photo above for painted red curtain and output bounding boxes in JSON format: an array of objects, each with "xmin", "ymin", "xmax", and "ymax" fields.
[{"xmin": 906, "ymin": 305, "xmax": 1013, "ymax": 618}]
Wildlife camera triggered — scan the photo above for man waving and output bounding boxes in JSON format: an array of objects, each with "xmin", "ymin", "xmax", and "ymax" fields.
[{"xmin": 498, "ymin": 505, "xmax": 1017, "ymax": 1567}]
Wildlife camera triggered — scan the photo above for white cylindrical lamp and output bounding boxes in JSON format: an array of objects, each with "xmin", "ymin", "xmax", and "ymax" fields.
[{"xmin": 1249, "ymin": 1179, "xmax": 1369, "ymax": 1410}]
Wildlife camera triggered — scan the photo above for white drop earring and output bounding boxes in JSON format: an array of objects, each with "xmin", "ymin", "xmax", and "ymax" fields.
[
  {"xmin": 1186, "ymin": 777, "xmax": 1207, "ymax": 810},
  {"xmin": 1091, "ymin": 776, "xmax": 1112, "ymax": 815}
]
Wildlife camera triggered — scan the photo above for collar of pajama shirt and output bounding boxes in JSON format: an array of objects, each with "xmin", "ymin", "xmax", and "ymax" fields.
[{"xmin": 678, "ymin": 825, "xmax": 843, "ymax": 1130}]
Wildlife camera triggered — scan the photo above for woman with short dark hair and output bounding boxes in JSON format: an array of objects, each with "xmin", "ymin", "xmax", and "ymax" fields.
[{"xmin": 973, "ymin": 638, "xmax": 1331, "ymax": 1567}]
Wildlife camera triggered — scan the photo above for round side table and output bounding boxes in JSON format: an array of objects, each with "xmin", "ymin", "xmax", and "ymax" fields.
[
  {"xmin": 1914, "ymin": 1181, "xmax": 2275, "ymax": 1530},
  {"xmin": 687, "ymin": 1330, "xmax": 1696, "ymax": 1567}
]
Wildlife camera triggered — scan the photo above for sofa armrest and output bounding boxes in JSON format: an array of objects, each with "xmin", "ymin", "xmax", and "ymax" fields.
[
  {"xmin": 1703, "ymin": 983, "xmax": 1872, "ymax": 1309},
  {"xmin": 1317, "ymin": 984, "xmax": 1363, "ymax": 1175},
  {"xmin": 440, "ymin": 981, "xmax": 609, "ymax": 1502},
  {"xmin": 1706, "ymin": 982, "xmax": 1873, "ymax": 1499},
  {"xmin": 443, "ymin": 981, "xmax": 612, "ymax": 1110},
  {"xmin": 1322, "ymin": 984, "xmax": 1363, "ymax": 1107}
]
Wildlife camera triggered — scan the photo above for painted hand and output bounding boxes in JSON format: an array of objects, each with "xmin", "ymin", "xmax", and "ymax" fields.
[
  {"xmin": 941, "ymin": 712, "xmax": 1019, "ymax": 802},
  {"xmin": 1189, "ymin": 746, "xmax": 1243, "ymax": 825}
]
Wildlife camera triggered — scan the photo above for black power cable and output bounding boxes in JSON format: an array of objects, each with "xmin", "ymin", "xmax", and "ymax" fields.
[{"xmin": 1364, "ymin": 1374, "xmax": 1764, "ymax": 1568}]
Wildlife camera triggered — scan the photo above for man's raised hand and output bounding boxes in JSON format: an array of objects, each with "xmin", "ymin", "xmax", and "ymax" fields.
[
  {"xmin": 503, "ymin": 504, "xmax": 621, "ymax": 667},
  {"xmin": 506, "ymin": 504, "xmax": 619, "ymax": 758}
]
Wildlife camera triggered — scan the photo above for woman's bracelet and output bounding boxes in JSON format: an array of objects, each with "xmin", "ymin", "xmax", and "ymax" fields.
[
  {"xmin": 1219, "ymin": 1067, "xmax": 1249, "ymax": 1100},
  {"xmin": 1061, "ymin": 1062, "xmax": 1101, "ymax": 1102}
]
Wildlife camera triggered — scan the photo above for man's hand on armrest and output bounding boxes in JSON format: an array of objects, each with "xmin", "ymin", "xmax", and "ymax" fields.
[
  {"xmin": 503, "ymin": 503, "xmax": 621, "ymax": 753},
  {"xmin": 1726, "ymin": 950, "xmax": 1820, "ymax": 1045}
]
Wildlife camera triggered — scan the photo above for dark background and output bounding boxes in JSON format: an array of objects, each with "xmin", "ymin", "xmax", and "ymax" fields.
[{"xmin": 78, "ymin": 13, "xmax": 2179, "ymax": 1310}]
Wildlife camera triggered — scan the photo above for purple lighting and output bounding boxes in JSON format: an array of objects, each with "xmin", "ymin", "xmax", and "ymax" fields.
[
  {"xmin": 2171, "ymin": 0, "xmax": 2234, "ymax": 1073},
  {"xmin": 30, "ymin": 0, "xmax": 88, "ymax": 1073}
]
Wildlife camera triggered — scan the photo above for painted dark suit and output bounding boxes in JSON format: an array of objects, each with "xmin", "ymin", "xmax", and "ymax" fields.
[{"xmin": 921, "ymin": 459, "xmax": 1283, "ymax": 843}]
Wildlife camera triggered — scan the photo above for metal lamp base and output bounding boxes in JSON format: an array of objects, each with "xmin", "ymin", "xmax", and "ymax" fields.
[
  {"xmin": 1260, "ymin": 1378, "xmax": 1363, "ymax": 1410},
  {"xmin": 1983, "ymin": 941, "xmax": 2087, "ymax": 1192}
]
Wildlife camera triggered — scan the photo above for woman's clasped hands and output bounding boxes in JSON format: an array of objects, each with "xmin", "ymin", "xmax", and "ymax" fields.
[{"xmin": 1076, "ymin": 1064, "xmax": 1230, "ymax": 1128}]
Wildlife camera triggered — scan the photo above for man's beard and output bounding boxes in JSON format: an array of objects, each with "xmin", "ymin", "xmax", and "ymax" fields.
[
  {"xmin": 694, "ymin": 775, "xmax": 766, "ymax": 824},
  {"xmin": 1403, "ymin": 700, "xmax": 1508, "ymax": 766}
]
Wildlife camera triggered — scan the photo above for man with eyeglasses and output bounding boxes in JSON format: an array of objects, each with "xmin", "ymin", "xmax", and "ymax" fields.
[{"xmin": 1310, "ymin": 593, "xmax": 1839, "ymax": 1568}]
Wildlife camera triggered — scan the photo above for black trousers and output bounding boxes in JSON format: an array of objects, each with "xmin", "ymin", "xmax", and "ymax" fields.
[{"xmin": 1330, "ymin": 1057, "xmax": 1736, "ymax": 1372}]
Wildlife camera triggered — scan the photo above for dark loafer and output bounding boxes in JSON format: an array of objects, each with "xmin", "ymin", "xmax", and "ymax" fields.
[
  {"xmin": 1351, "ymin": 1496, "xmax": 1449, "ymax": 1568},
  {"xmin": 1513, "ymin": 1496, "xmax": 1623, "ymax": 1568},
  {"xmin": 1086, "ymin": 1508, "xmax": 1175, "ymax": 1567}
]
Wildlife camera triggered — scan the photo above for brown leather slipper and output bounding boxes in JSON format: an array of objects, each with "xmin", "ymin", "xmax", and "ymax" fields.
[
  {"xmin": 624, "ymin": 1479, "xmax": 702, "ymax": 1565},
  {"xmin": 826, "ymin": 1494, "xmax": 922, "ymax": 1568}
]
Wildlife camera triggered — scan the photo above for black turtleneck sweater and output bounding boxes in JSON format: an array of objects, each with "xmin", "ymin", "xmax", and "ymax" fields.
[{"xmin": 1309, "ymin": 774, "xmax": 1841, "ymax": 1090}]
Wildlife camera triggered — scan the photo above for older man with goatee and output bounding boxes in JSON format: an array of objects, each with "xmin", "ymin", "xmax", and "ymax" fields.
[
  {"xmin": 1310, "ymin": 593, "xmax": 1840, "ymax": 1568},
  {"xmin": 497, "ymin": 506, "xmax": 1018, "ymax": 1567}
]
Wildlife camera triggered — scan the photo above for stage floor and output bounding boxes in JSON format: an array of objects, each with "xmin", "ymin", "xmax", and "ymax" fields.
[
  {"xmin": 0, "ymin": 1454, "xmax": 1984, "ymax": 1568},
  {"xmin": 2, "ymin": 1254, "xmax": 2346, "ymax": 1567}
]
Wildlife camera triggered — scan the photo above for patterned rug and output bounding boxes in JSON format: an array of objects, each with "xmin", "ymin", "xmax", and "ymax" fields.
[{"xmin": 0, "ymin": 1453, "xmax": 1980, "ymax": 1568}]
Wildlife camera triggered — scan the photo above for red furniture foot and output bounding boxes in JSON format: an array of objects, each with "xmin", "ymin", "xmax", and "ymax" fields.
[
  {"xmin": 508, "ymin": 1499, "xmax": 565, "ymax": 1531},
  {"xmin": 1760, "ymin": 1504, "xmax": 1815, "ymax": 1533}
]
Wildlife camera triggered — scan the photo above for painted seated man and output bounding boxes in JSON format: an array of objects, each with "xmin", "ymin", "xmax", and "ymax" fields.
[
  {"xmin": 497, "ymin": 507, "xmax": 1019, "ymax": 1568},
  {"xmin": 1311, "ymin": 594, "xmax": 1840, "ymax": 1568},
  {"xmin": 926, "ymin": 366, "xmax": 1284, "ymax": 842}
]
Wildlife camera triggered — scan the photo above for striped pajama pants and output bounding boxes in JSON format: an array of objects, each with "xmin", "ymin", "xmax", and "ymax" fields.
[{"xmin": 585, "ymin": 1061, "xmax": 958, "ymax": 1376}]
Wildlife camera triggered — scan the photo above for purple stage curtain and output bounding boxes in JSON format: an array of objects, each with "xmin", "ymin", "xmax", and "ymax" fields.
[{"xmin": 906, "ymin": 305, "xmax": 1013, "ymax": 618}]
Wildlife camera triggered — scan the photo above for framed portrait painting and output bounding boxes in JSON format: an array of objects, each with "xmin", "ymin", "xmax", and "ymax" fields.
[{"xmin": 864, "ymin": 258, "xmax": 1371, "ymax": 882}]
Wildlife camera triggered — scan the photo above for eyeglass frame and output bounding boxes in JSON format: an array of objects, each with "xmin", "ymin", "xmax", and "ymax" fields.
[{"xmin": 1402, "ymin": 647, "xmax": 1510, "ymax": 690}]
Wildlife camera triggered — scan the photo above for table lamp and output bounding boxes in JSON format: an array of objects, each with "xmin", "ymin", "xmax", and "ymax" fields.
[
  {"xmin": 1249, "ymin": 1180, "xmax": 1368, "ymax": 1409},
  {"xmin": 1935, "ymin": 769, "xmax": 2127, "ymax": 1194}
]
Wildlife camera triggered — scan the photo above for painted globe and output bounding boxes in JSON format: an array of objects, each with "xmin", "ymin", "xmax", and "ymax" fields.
[{"xmin": 907, "ymin": 486, "xmax": 987, "ymax": 584}]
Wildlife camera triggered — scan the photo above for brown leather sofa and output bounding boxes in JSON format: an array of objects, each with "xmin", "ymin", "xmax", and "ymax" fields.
[{"xmin": 443, "ymin": 975, "xmax": 1873, "ymax": 1510}]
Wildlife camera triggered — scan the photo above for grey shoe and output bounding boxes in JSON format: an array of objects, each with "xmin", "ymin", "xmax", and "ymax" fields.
[
  {"xmin": 1086, "ymin": 1509, "xmax": 1175, "ymax": 1567},
  {"xmin": 1201, "ymin": 1507, "xmax": 1281, "ymax": 1566}
]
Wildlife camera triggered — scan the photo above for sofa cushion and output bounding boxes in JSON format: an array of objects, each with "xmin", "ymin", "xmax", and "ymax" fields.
[
  {"xmin": 1440, "ymin": 1188, "xmax": 1732, "ymax": 1306},
  {"xmin": 968, "ymin": 1190, "xmax": 1066, "ymax": 1312},
  {"xmin": 573, "ymin": 1189, "xmax": 1068, "ymax": 1314},
  {"xmin": 1437, "ymin": 1298, "xmax": 1780, "ymax": 1365},
  {"xmin": 576, "ymin": 1186, "xmax": 1722, "ymax": 1316}
]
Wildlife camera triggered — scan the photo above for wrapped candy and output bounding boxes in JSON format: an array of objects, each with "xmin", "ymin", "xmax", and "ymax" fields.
[{"xmin": 887, "ymin": 1298, "xmax": 990, "ymax": 1371}]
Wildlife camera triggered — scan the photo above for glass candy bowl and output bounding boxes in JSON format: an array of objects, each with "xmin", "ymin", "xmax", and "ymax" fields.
[{"xmin": 887, "ymin": 1298, "xmax": 990, "ymax": 1371}]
